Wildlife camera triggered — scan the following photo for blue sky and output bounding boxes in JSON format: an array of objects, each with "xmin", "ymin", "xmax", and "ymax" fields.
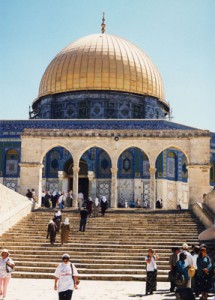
[{"xmin": 0, "ymin": 0, "xmax": 214, "ymax": 131}]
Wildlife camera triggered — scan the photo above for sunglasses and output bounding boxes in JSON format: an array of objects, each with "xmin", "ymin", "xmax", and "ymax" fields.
[{"xmin": 62, "ymin": 257, "xmax": 69, "ymax": 260}]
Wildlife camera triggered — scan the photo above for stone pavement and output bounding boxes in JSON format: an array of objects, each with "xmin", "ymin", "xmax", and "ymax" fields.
[{"xmin": 5, "ymin": 279, "xmax": 215, "ymax": 300}]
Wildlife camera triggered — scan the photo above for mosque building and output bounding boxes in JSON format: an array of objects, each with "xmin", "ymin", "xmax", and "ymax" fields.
[{"xmin": 0, "ymin": 17, "xmax": 215, "ymax": 209}]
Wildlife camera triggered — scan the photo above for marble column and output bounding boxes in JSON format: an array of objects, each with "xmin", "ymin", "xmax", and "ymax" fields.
[
  {"xmin": 149, "ymin": 167, "xmax": 157, "ymax": 209},
  {"xmin": 72, "ymin": 166, "xmax": 80, "ymax": 208},
  {"xmin": 88, "ymin": 171, "xmax": 96, "ymax": 199},
  {"xmin": 110, "ymin": 167, "xmax": 118, "ymax": 208},
  {"xmin": 187, "ymin": 164, "xmax": 211, "ymax": 206},
  {"xmin": 19, "ymin": 162, "xmax": 43, "ymax": 206},
  {"xmin": 58, "ymin": 171, "xmax": 65, "ymax": 192}
]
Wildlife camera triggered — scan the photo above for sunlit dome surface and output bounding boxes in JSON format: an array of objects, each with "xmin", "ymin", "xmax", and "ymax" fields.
[{"xmin": 38, "ymin": 33, "xmax": 167, "ymax": 106}]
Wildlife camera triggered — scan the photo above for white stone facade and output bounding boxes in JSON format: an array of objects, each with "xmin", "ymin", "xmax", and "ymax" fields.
[{"xmin": 19, "ymin": 128, "xmax": 211, "ymax": 208}]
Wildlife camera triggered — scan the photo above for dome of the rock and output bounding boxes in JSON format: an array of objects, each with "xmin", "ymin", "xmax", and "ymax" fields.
[{"xmin": 32, "ymin": 33, "xmax": 169, "ymax": 119}]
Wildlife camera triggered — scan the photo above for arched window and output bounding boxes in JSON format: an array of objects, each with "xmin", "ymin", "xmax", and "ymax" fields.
[
  {"xmin": 97, "ymin": 150, "xmax": 111, "ymax": 178},
  {"xmin": 119, "ymin": 150, "xmax": 133, "ymax": 178},
  {"xmin": 5, "ymin": 149, "xmax": 19, "ymax": 176},
  {"xmin": 167, "ymin": 151, "xmax": 177, "ymax": 180}
]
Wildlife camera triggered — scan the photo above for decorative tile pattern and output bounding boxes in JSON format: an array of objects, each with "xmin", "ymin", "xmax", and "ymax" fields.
[
  {"xmin": 96, "ymin": 180, "xmax": 111, "ymax": 202},
  {"xmin": 0, "ymin": 119, "xmax": 202, "ymax": 139},
  {"xmin": 3, "ymin": 178, "xmax": 18, "ymax": 191}
]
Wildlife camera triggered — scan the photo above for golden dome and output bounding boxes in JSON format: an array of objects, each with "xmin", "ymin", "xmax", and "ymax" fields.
[{"xmin": 38, "ymin": 33, "xmax": 167, "ymax": 105}]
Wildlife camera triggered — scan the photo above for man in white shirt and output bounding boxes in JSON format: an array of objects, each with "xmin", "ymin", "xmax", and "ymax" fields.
[
  {"xmin": 182, "ymin": 243, "xmax": 193, "ymax": 288},
  {"xmin": 54, "ymin": 253, "xmax": 78, "ymax": 300}
]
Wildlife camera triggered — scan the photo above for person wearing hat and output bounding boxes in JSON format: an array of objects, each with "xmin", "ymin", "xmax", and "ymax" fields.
[
  {"xmin": 181, "ymin": 243, "xmax": 194, "ymax": 288},
  {"xmin": 54, "ymin": 253, "xmax": 78, "ymax": 300},
  {"xmin": 0, "ymin": 249, "xmax": 15, "ymax": 300},
  {"xmin": 196, "ymin": 246, "xmax": 213, "ymax": 300}
]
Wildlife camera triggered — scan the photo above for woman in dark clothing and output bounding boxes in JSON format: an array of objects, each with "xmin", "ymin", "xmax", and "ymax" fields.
[
  {"xmin": 47, "ymin": 220, "xmax": 57, "ymax": 244},
  {"xmin": 196, "ymin": 247, "xmax": 213, "ymax": 300},
  {"xmin": 44, "ymin": 191, "xmax": 51, "ymax": 208},
  {"xmin": 51, "ymin": 190, "xmax": 58, "ymax": 208},
  {"xmin": 100, "ymin": 196, "xmax": 108, "ymax": 216},
  {"xmin": 86, "ymin": 197, "xmax": 93, "ymax": 217}
]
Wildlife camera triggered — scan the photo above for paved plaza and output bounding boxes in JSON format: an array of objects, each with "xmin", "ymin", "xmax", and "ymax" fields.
[{"xmin": 4, "ymin": 279, "xmax": 215, "ymax": 300}]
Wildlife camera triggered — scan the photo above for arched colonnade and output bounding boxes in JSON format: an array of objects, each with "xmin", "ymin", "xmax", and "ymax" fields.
[{"xmin": 19, "ymin": 130, "xmax": 211, "ymax": 209}]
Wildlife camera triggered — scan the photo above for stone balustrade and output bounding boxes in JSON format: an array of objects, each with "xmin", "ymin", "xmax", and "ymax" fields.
[{"xmin": 0, "ymin": 183, "xmax": 32, "ymax": 235}]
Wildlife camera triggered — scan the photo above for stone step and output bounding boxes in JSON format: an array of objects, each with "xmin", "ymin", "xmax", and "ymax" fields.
[
  {"xmin": 0, "ymin": 209, "xmax": 209, "ymax": 281},
  {"xmin": 13, "ymin": 265, "xmax": 169, "ymax": 275},
  {"xmin": 11, "ymin": 271, "xmax": 168, "ymax": 281}
]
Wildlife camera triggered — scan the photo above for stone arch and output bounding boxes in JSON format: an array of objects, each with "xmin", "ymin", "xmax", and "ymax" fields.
[
  {"xmin": 116, "ymin": 145, "xmax": 151, "ymax": 166},
  {"xmin": 155, "ymin": 144, "xmax": 190, "ymax": 165},
  {"xmin": 41, "ymin": 145, "xmax": 74, "ymax": 194},
  {"xmin": 40, "ymin": 143, "xmax": 73, "ymax": 164},
  {"xmin": 117, "ymin": 147, "xmax": 150, "ymax": 208},
  {"xmin": 155, "ymin": 146, "xmax": 189, "ymax": 210},
  {"xmin": 77, "ymin": 144, "xmax": 112, "ymax": 164}
]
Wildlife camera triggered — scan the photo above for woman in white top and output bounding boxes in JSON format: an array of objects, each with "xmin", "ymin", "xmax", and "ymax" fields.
[
  {"xmin": 0, "ymin": 249, "xmax": 15, "ymax": 300},
  {"xmin": 54, "ymin": 253, "xmax": 78, "ymax": 300},
  {"xmin": 145, "ymin": 248, "xmax": 159, "ymax": 295}
]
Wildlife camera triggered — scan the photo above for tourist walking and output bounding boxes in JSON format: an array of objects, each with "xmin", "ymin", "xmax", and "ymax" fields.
[
  {"xmin": 0, "ymin": 249, "xmax": 15, "ymax": 300},
  {"xmin": 168, "ymin": 247, "xmax": 180, "ymax": 292},
  {"xmin": 175, "ymin": 252, "xmax": 189, "ymax": 288},
  {"xmin": 93, "ymin": 197, "xmax": 100, "ymax": 217},
  {"xmin": 67, "ymin": 190, "xmax": 73, "ymax": 207},
  {"xmin": 41, "ymin": 190, "xmax": 46, "ymax": 206},
  {"xmin": 145, "ymin": 248, "xmax": 159, "ymax": 295},
  {"xmin": 61, "ymin": 218, "xmax": 70, "ymax": 246},
  {"xmin": 54, "ymin": 253, "xmax": 78, "ymax": 300},
  {"xmin": 192, "ymin": 245, "xmax": 200, "ymax": 295},
  {"xmin": 79, "ymin": 207, "xmax": 88, "ymax": 232},
  {"xmin": 47, "ymin": 220, "xmax": 57, "ymax": 244},
  {"xmin": 26, "ymin": 189, "xmax": 33, "ymax": 200},
  {"xmin": 51, "ymin": 190, "xmax": 58, "ymax": 209},
  {"xmin": 196, "ymin": 246, "xmax": 213, "ymax": 300},
  {"xmin": 53, "ymin": 210, "xmax": 62, "ymax": 233},
  {"xmin": 44, "ymin": 191, "xmax": 51, "ymax": 208},
  {"xmin": 100, "ymin": 196, "xmax": 108, "ymax": 216},
  {"xmin": 77, "ymin": 192, "xmax": 84, "ymax": 210},
  {"xmin": 86, "ymin": 197, "xmax": 93, "ymax": 217},
  {"xmin": 181, "ymin": 243, "xmax": 194, "ymax": 288},
  {"xmin": 58, "ymin": 192, "xmax": 66, "ymax": 210}
]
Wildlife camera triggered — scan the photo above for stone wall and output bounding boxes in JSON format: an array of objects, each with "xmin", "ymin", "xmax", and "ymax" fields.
[
  {"xmin": 204, "ymin": 190, "xmax": 215, "ymax": 215},
  {"xmin": 191, "ymin": 202, "xmax": 213, "ymax": 229},
  {"xmin": 156, "ymin": 179, "xmax": 189, "ymax": 209},
  {"xmin": 0, "ymin": 183, "xmax": 32, "ymax": 235}
]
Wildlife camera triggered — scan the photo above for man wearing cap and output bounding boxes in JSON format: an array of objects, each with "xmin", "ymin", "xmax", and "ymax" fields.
[
  {"xmin": 0, "ymin": 249, "xmax": 15, "ymax": 300},
  {"xmin": 54, "ymin": 253, "xmax": 78, "ymax": 300},
  {"xmin": 182, "ymin": 243, "xmax": 194, "ymax": 288}
]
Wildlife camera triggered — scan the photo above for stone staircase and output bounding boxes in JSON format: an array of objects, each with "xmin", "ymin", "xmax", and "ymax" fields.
[{"xmin": 0, "ymin": 209, "xmax": 207, "ymax": 281}]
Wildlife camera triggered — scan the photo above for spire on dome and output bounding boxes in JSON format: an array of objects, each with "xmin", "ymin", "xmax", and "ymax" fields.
[{"xmin": 101, "ymin": 12, "xmax": 106, "ymax": 34}]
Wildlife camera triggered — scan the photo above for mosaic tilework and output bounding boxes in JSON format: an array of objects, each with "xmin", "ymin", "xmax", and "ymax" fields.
[{"xmin": 0, "ymin": 119, "xmax": 201, "ymax": 139}]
